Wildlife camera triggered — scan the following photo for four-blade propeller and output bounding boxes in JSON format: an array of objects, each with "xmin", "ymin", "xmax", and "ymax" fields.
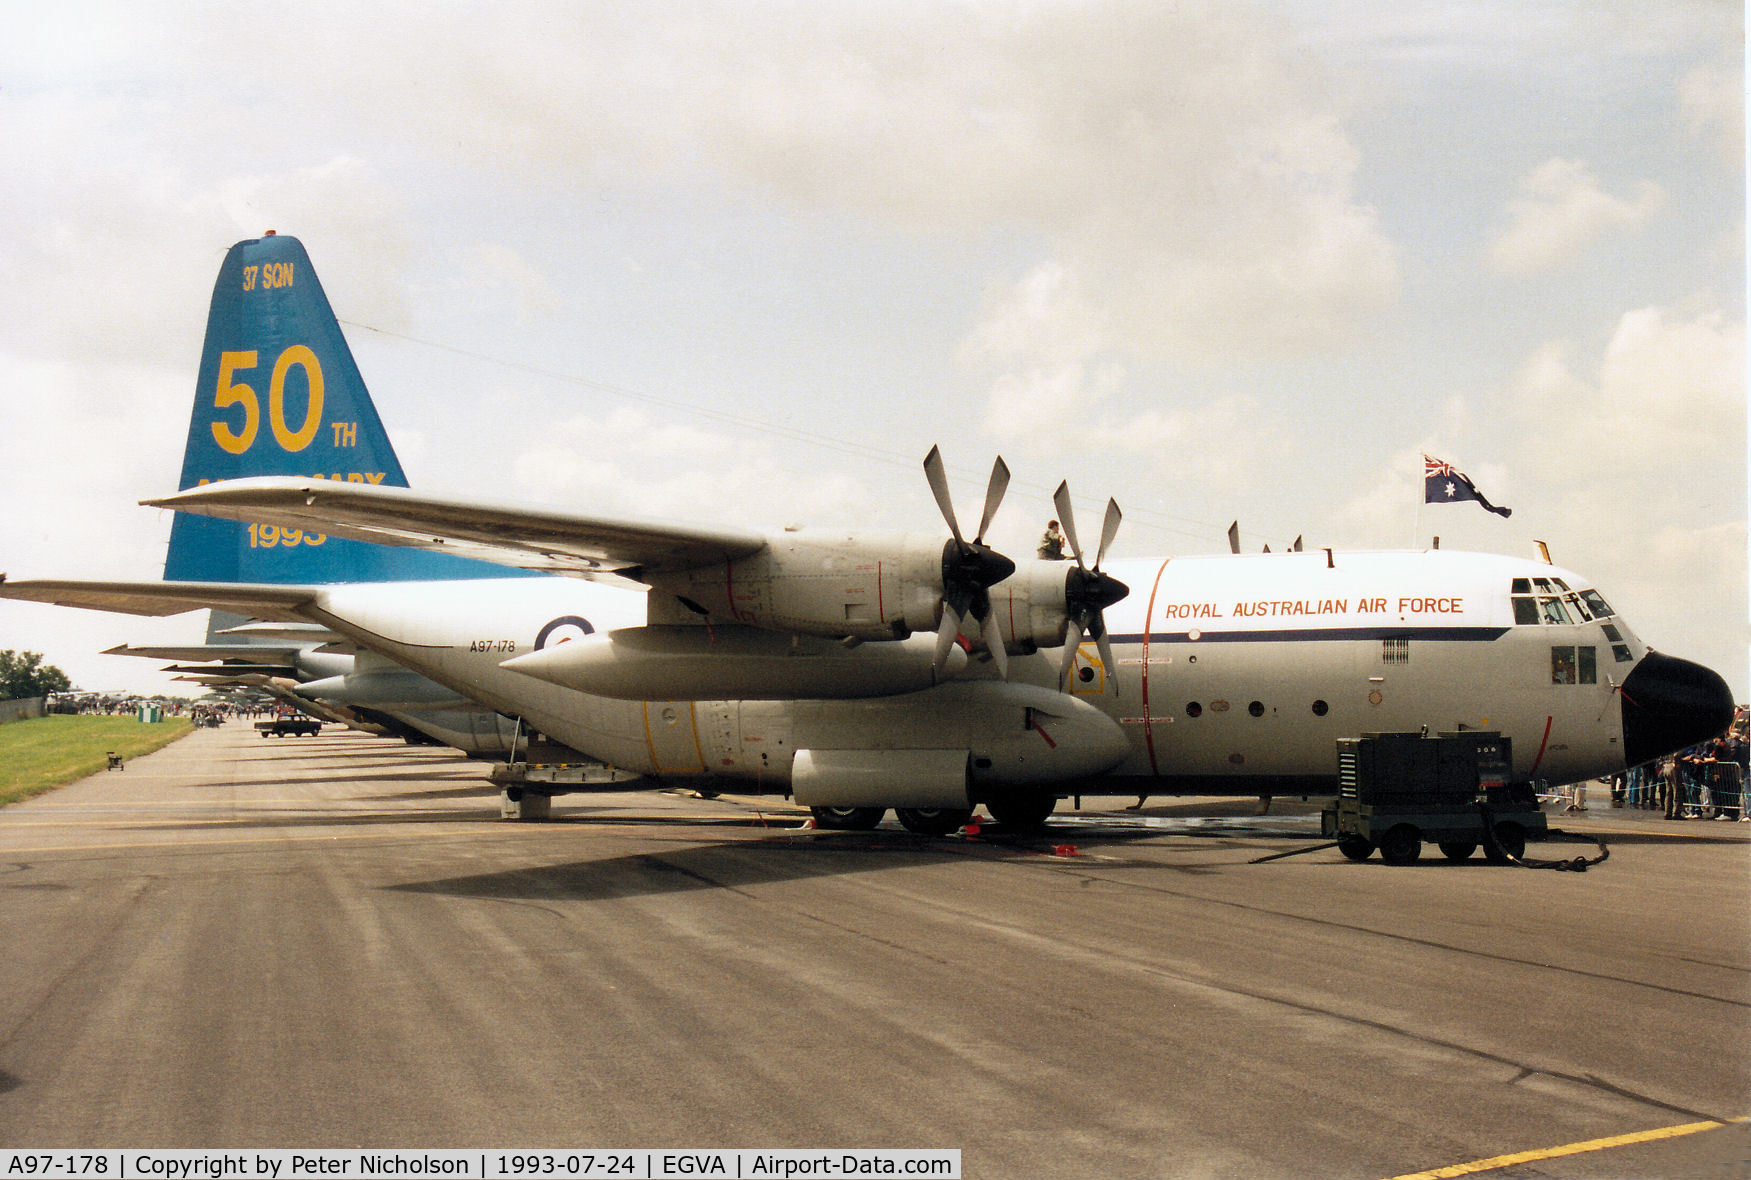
[
  {"xmin": 921, "ymin": 447, "xmax": 1130, "ymax": 691},
  {"xmin": 1053, "ymin": 481, "xmax": 1129, "ymax": 693},
  {"xmin": 925, "ymin": 446, "xmax": 1015, "ymax": 679}
]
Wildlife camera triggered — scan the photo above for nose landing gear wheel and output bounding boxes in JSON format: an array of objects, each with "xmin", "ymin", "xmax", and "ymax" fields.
[{"xmin": 984, "ymin": 794, "xmax": 1057, "ymax": 830}]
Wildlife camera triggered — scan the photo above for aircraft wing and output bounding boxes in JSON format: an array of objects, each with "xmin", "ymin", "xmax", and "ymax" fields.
[
  {"xmin": 102, "ymin": 642, "xmax": 310, "ymax": 663},
  {"xmin": 145, "ymin": 478, "xmax": 770, "ymax": 580},
  {"xmin": 0, "ymin": 578, "xmax": 317, "ymax": 621}
]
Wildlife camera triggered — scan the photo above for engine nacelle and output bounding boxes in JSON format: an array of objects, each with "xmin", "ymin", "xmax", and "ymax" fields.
[
  {"xmin": 985, "ymin": 560, "xmax": 1076, "ymax": 652},
  {"xmin": 648, "ymin": 531, "xmax": 949, "ymax": 641},
  {"xmin": 648, "ymin": 535, "xmax": 1096, "ymax": 652},
  {"xmin": 499, "ymin": 625, "xmax": 966, "ymax": 700}
]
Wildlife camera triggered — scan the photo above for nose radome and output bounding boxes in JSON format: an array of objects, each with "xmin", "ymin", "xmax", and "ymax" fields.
[{"xmin": 1620, "ymin": 651, "xmax": 1736, "ymax": 768}]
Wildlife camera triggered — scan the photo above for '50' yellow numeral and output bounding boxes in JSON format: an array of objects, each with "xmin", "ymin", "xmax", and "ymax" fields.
[{"xmin": 212, "ymin": 346, "xmax": 325, "ymax": 455}]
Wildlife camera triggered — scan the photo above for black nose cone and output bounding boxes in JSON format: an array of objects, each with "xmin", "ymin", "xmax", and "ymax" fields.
[{"xmin": 1620, "ymin": 651, "xmax": 1736, "ymax": 768}]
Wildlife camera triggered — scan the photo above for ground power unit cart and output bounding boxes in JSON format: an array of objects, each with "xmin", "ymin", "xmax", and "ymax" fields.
[{"xmin": 1322, "ymin": 731, "xmax": 1546, "ymax": 865}]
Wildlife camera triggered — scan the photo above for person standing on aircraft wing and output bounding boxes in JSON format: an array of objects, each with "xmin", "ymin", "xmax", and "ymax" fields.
[{"xmin": 1038, "ymin": 520, "xmax": 1065, "ymax": 560}]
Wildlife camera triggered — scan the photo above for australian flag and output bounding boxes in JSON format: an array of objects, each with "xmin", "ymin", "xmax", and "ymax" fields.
[{"xmin": 1424, "ymin": 454, "xmax": 1511, "ymax": 517}]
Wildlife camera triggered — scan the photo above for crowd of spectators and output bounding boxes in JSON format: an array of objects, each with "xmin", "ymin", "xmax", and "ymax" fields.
[{"xmin": 1611, "ymin": 705, "xmax": 1748, "ymax": 821}]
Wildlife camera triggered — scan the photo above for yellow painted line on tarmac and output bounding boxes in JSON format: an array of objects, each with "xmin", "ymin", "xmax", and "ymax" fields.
[{"xmin": 1383, "ymin": 1116, "xmax": 1748, "ymax": 1179}]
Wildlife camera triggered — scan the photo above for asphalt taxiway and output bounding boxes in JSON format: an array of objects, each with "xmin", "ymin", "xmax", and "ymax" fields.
[{"xmin": 0, "ymin": 723, "xmax": 1745, "ymax": 1178}]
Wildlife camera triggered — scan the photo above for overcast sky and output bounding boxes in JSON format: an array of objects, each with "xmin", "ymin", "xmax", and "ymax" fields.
[{"xmin": 1, "ymin": 1, "xmax": 1744, "ymax": 699}]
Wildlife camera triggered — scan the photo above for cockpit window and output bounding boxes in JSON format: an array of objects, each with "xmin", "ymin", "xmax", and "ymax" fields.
[
  {"xmin": 1580, "ymin": 589, "xmax": 1613, "ymax": 619},
  {"xmin": 1510, "ymin": 580, "xmax": 1616, "ymax": 626},
  {"xmin": 1551, "ymin": 646, "xmax": 1598, "ymax": 685}
]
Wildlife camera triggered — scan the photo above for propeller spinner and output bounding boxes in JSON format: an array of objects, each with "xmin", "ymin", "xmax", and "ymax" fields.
[
  {"xmin": 924, "ymin": 446, "xmax": 1016, "ymax": 678},
  {"xmin": 1053, "ymin": 481, "xmax": 1129, "ymax": 693}
]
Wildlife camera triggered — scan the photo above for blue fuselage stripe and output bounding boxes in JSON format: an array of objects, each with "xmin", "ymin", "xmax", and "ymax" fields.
[{"xmin": 1115, "ymin": 626, "xmax": 1511, "ymax": 645}]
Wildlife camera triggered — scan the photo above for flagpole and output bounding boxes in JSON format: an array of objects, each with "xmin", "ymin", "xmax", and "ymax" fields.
[{"xmin": 1413, "ymin": 455, "xmax": 1424, "ymax": 549}]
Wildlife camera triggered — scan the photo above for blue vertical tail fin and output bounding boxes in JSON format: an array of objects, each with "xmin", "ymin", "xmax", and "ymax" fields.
[{"xmin": 165, "ymin": 234, "xmax": 526, "ymax": 583}]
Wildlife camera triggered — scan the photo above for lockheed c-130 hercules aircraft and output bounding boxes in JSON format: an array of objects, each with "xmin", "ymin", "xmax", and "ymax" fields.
[{"xmin": 0, "ymin": 234, "xmax": 1733, "ymax": 840}]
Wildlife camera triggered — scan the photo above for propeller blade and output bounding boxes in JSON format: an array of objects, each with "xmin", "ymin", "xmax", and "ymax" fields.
[
  {"xmin": 1058, "ymin": 621, "xmax": 1085, "ymax": 688},
  {"xmin": 1052, "ymin": 480, "xmax": 1127, "ymax": 695},
  {"xmin": 1052, "ymin": 481, "xmax": 1083, "ymax": 568},
  {"xmin": 933, "ymin": 602, "xmax": 964, "ymax": 677},
  {"xmin": 1096, "ymin": 498, "xmax": 1122, "ymax": 569},
  {"xmin": 924, "ymin": 446, "xmax": 1017, "ymax": 682},
  {"xmin": 924, "ymin": 445, "xmax": 964, "ymax": 546},
  {"xmin": 1095, "ymin": 628, "xmax": 1118, "ymax": 697},
  {"xmin": 975, "ymin": 457, "xmax": 1010, "ymax": 544},
  {"xmin": 980, "ymin": 608, "xmax": 1008, "ymax": 680}
]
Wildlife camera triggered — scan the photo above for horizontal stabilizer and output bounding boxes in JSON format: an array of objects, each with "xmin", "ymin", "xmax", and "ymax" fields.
[
  {"xmin": 103, "ymin": 642, "xmax": 311, "ymax": 663},
  {"xmin": 0, "ymin": 577, "xmax": 315, "ymax": 620}
]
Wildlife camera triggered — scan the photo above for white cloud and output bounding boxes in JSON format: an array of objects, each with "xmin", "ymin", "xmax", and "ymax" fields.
[
  {"xmin": 1487, "ymin": 303, "xmax": 1746, "ymax": 681},
  {"xmin": 1486, "ymin": 158, "xmax": 1666, "ymax": 275},
  {"xmin": 118, "ymin": 4, "xmax": 1397, "ymax": 359},
  {"xmin": 509, "ymin": 406, "xmax": 872, "ymax": 529},
  {"xmin": 1679, "ymin": 59, "xmax": 1745, "ymax": 167},
  {"xmin": 1499, "ymin": 304, "xmax": 1745, "ymax": 472},
  {"xmin": 963, "ymin": 263, "xmax": 1121, "ymax": 440},
  {"xmin": 0, "ymin": 353, "xmax": 198, "ymax": 695},
  {"xmin": 461, "ymin": 243, "xmax": 563, "ymax": 319}
]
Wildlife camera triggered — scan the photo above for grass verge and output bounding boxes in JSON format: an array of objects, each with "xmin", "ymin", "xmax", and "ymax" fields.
[{"xmin": 0, "ymin": 715, "xmax": 195, "ymax": 806}]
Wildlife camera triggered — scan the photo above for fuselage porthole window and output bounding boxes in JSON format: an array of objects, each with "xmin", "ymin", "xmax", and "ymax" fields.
[{"xmin": 1186, "ymin": 701, "xmax": 1203, "ymax": 718}]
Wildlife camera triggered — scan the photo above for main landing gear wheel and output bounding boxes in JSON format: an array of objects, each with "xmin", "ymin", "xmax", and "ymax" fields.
[
  {"xmin": 895, "ymin": 807, "xmax": 974, "ymax": 836},
  {"xmin": 984, "ymin": 794, "xmax": 1057, "ymax": 831},
  {"xmin": 1337, "ymin": 835, "xmax": 1374, "ymax": 862},
  {"xmin": 810, "ymin": 806, "xmax": 886, "ymax": 831},
  {"xmin": 1378, "ymin": 824, "xmax": 1423, "ymax": 865}
]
